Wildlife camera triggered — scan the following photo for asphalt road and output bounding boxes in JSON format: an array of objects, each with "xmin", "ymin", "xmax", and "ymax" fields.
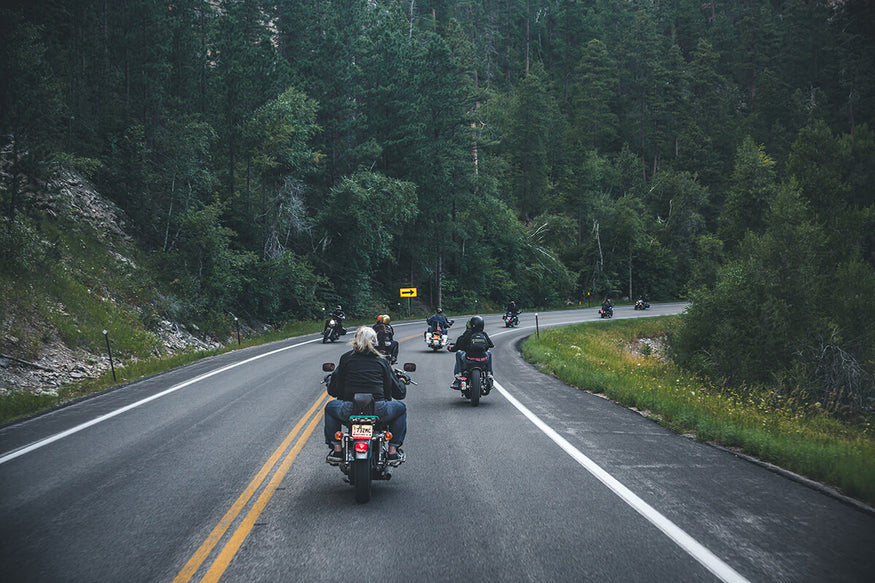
[{"xmin": 1, "ymin": 303, "xmax": 873, "ymax": 582}]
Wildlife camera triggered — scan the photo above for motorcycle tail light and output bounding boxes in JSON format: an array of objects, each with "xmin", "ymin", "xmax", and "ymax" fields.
[
  {"xmin": 334, "ymin": 431, "xmax": 343, "ymax": 440},
  {"xmin": 384, "ymin": 431, "xmax": 393, "ymax": 441},
  {"xmin": 354, "ymin": 441, "xmax": 369, "ymax": 453}
]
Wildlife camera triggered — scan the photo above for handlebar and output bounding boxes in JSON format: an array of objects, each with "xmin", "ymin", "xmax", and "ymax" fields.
[{"xmin": 393, "ymin": 369, "xmax": 417, "ymax": 385}]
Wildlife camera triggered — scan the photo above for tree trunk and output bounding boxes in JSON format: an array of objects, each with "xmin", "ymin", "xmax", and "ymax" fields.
[
  {"xmin": 436, "ymin": 251, "xmax": 443, "ymax": 310},
  {"xmin": 408, "ymin": 0, "xmax": 415, "ymax": 39},
  {"xmin": 525, "ymin": 0, "xmax": 530, "ymax": 76},
  {"xmin": 164, "ymin": 175, "xmax": 175, "ymax": 252}
]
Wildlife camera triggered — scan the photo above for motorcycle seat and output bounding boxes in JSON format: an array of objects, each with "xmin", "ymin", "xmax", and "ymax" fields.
[{"xmin": 352, "ymin": 393, "xmax": 375, "ymax": 415}]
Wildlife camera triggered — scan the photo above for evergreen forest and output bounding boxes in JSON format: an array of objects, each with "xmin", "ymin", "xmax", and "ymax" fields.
[{"xmin": 2, "ymin": 0, "xmax": 874, "ymax": 416}]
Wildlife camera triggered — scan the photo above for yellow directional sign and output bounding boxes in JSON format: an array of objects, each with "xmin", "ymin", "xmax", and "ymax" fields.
[{"xmin": 400, "ymin": 288, "xmax": 417, "ymax": 298}]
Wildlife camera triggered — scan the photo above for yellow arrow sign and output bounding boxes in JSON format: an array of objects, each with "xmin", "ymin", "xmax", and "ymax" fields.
[{"xmin": 400, "ymin": 288, "xmax": 417, "ymax": 298}]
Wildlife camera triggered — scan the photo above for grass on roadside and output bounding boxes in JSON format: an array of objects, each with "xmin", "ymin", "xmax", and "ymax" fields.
[
  {"xmin": 0, "ymin": 319, "xmax": 329, "ymax": 425},
  {"xmin": 521, "ymin": 316, "xmax": 875, "ymax": 507},
  {"xmin": 0, "ymin": 316, "xmax": 404, "ymax": 425}
]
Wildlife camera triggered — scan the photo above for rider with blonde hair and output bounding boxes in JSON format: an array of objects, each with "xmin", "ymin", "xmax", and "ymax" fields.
[
  {"xmin": 373, "ymin": 314, "xmax": 399, "ymax": 363},
  {"xmin": 324, "ymin": 326, "xmax": 407, "ymax": 464}
]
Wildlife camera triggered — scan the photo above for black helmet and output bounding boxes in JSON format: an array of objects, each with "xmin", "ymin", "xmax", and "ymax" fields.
[{"xmin": 469, "ymin": 315, "xmax": 484, "ymax": 332}]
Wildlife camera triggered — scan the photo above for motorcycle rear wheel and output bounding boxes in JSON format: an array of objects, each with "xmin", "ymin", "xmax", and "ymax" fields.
[
  {"xmin": 469, "ymin": 369, "xmax": 481, "ymax": 407},
  {"xmin": 353, "ymin": 458, "xmax": 371, "ymax": 503}
]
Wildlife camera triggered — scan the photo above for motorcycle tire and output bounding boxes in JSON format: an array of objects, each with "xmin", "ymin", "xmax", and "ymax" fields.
[
  {"xmin": 322, "ymin": 331, "xmax": 329, "ymax": 343},
  {"xmin": 469, "ymin": 369, "xmax": 481, "ymax": 407},
  {"xmin": 353, "ymin": 458, "xmax": 371, "ymax": 503}
]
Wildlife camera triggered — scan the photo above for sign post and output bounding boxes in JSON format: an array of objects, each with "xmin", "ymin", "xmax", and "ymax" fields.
[{"xmin": 400, "ymin": 288, "xmax": 417, "ymax": 317}]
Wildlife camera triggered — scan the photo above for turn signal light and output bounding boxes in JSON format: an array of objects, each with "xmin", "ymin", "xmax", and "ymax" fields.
[
  {"xmin": 355, "ymin": 441, "xmax": 369, "ymax": 453},
  {"xmin": 335, "ymin": 431, "xmax": 343, "ymax": 440},
  {"xmin": 384, "ymin": 432, "xmax": 393, "ymax": 441}
]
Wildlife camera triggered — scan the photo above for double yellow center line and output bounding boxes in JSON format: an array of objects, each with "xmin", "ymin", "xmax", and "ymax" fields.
[{"xmin": 173, "ymin": 391, "xmax": 330, "ymax": 583}]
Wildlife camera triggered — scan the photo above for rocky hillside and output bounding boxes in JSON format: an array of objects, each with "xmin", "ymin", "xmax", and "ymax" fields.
[{"xmin": 0, "ymin": 169, "xmax": 227, "ymax": 397}]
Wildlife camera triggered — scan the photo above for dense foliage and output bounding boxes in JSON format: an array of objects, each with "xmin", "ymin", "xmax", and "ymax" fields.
[{"xmin": 2, "ymin": 1, "xmax": 874, "ymax": 412}]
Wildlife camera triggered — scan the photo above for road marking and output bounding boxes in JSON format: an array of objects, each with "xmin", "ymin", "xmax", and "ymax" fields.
[
  {"xmin": 494, "ymin": 381, "xmax": 750, "ymax": 583},
  {"xmin": 0, "ymin": 338, "xmax": 322, "ymax": 465},
  {"xmin": 173, "ymin": 392, "xmax": 329, "ymax": 583}
]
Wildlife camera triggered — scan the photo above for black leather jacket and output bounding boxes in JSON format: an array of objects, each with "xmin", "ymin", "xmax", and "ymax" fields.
[{"xmin": 327, "ymin": 351, "xmax": 406, "ymax": 402}]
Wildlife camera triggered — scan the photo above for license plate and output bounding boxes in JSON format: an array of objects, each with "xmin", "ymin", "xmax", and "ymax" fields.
[{"xmin": 351, "ymin": 424, "xmax": 373, "ymax": 439}]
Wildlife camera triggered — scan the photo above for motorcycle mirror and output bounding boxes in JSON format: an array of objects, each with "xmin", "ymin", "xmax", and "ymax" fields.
[
  {"xmin": 403, "ymin": 363, "xmax": 416, "ymax": 372},
  {"xmin": 322, "ymin": 362, "xmax": 335, "ymax": 372}
]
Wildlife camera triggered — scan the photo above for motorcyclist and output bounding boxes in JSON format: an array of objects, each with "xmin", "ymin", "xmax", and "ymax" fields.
[
  {"xmin": 448, "ymin": 315, "xmax": 494, "ymax": 389},
  {"xmin": 505, "ymin": 300, "xmax": 520, "ymax": 324},
  {"xmin": 324, "ymin": 326, "xmax": 407, "ymax": 465},
  {"xmin": 373, "ymin": 314, "xmax": 399, "ymax": 364},
  {"xmin": 426, "ymin": 308, "xmax": 453, "ymax": 335},
  {"xmin": 324, "ymin": 305, "xmax": 347, "ymax": 336},
  {"xmin": 601, "ymin": 298, "xmax": 613, "ymax": 316}
]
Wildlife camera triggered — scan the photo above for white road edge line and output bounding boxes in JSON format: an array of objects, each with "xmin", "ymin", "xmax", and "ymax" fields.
[
  {"xmin": 493, "ymin": 380, "xmax": 750, "ymax": 583},
  {"xmin": 0, "ymin": 338, "xmax": 322, "ymax": 465}
]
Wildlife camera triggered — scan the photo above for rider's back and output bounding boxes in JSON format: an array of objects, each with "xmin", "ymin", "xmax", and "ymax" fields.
[{"xmin": 329, "ymin": 351, "xmax": 395, "ymax": 401}]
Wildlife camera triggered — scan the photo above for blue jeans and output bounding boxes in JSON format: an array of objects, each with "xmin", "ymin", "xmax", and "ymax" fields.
[
  {"xmin": 454, "ymin": 351, "xmax": 493, "ymax": 374},
  {"xmin": 324, "ymin": 399, "xmax": 407, "ymax": 447}
]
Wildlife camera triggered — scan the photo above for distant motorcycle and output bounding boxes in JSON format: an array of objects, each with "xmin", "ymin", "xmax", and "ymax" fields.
[
  {"xmin": 502, "ymin": 311, "xmax": 520, "ymax": 327},
  {"xmin": 425, "ymin": 329, "xmax": 449, "ymax": 351},
  {"xmin": 599, "ymin": 306, "xmax": 613, "ymax": 319},
  {"xmin": 376, "ymin": 345, "xmax": 398, "ymax": 364},
  {"xmin": 322, "ymin": 318, "xmax": 345, "ymax": 343},
  {"xmin": 322, "ymin": 362, "xmax": 416, "ymax": 503},
  {"xmin": 634, "ymin": 299, "xmax": 650, "ymax": 310},
  {"xmin": 424, "ymin": 319, "xmax": 453, "ymax": 351}
]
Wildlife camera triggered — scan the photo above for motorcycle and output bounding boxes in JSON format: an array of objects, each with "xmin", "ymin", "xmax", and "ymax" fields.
[
  {"xmin": 322, "ymin": 362, "xmax": 416, "ymax": 503},
  {"xmin": 634, "ymin": 299, "xmax": 650, "ymax": 310},
  {"xmin": 376, "ymin": 345, "xmax": 398, "ymax": 364},
  {"xmin": 599, "ymin": 306, "xmax": 614, "ymax": 319},
  {"xmin": 453, "ymin": 351, "xmax": 492, "ymax": 407},
  {"xmin": 424, "ymin": 319, "xmax": 454, "ymax": 351},
  {"xmin": 322, "ymin": 317, "xmax": 345, "ymax": 343},
  {"xmin": 502, "ymin": 311, "xmax": 520, "ymax": 327}
]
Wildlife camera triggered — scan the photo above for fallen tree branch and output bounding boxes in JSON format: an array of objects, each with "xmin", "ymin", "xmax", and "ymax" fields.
[{"xmin": 0, "ymin": 353, "xmax": 53, "ymax": 372}]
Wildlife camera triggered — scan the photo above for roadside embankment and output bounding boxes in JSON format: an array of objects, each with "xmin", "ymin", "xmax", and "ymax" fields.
[{"xmin": 521, "ymin": 316, "xmax": 875, "ymax": 508}]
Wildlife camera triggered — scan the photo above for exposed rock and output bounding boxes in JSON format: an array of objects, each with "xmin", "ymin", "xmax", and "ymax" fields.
[
  {"xmin": 0, "ymin": 168, "xmax": 267, "ymax": 399},
  {"xmin": 625, "ymin": 336, "xmax": 668, "ymax": 361},
  {"xmin": 0, "ymin": 324, "xmax": 229, "ymax": 397}
]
